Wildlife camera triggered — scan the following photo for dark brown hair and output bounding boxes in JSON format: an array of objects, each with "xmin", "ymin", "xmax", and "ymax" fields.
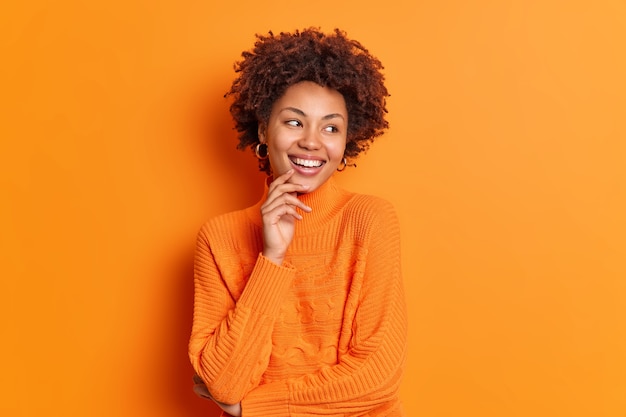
[{"xmin": 226, "ymin": 28, "xmax": 390, "ymax": 174}]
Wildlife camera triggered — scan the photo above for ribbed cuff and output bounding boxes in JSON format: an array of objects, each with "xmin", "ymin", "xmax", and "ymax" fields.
[
  {"xmin": 237, "ymin": 253, "xmax": 295, "ymax": 318},
  {"xmin": 241, "ymin": 380, "xmax": 290, "ymax": 417}
]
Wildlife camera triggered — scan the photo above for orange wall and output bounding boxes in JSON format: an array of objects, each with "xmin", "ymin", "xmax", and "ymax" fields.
[{"xmin": 1, "ymin": 1, "xmax": 625, "ymax": 416}]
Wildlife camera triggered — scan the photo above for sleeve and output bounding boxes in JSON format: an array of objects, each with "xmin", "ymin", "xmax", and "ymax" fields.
[
  {"xmin": 188, "ymin": 224, "xmax": 297, "ymax": 404},
  {"xmin": 240, "ymin": 201, "xmax": 408, "ymax": 417}
]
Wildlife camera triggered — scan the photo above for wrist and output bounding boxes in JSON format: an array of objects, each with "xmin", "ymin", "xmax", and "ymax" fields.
[{"xmin": 262, "ymin": 250, "xmax": 285, "ymax": 266}]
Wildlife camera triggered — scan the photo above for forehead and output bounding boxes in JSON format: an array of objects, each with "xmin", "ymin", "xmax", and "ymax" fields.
[{"xmin": 271, "ymin": 81, "xmax": 347, "ymax": 117}]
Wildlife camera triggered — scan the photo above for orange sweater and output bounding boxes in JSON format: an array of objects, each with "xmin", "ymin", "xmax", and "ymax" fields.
[{"xmin": 189, "ymin": 177, "xmax": 407, "ymax": 416}]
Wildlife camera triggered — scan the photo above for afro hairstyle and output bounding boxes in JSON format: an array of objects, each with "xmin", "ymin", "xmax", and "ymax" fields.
[{"xmin": 225, "ymin": 28, "xmax": 390, "ymax": 174}]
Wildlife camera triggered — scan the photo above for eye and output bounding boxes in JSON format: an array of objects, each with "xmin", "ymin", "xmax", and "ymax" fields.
[
  {"xmin": 324, "ymin": 125, "xmax": 339, "ymax": 133},
  {"xmin": 286, "ymin": 120, "xmax": 302, "ymax": 127}
]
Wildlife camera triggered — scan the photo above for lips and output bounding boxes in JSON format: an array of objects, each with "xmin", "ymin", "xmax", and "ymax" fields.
[{"xmin": 289, "ymin": 156, "xmax": 325, "ymax": 168}]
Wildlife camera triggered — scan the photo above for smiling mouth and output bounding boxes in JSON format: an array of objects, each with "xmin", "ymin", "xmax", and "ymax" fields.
[{"xmin": 290, "ymin": 157, "xmax": 325, "ymax": 168}]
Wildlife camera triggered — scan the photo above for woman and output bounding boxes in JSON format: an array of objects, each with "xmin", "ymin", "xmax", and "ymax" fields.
[{"xmin": 189, "ymin": 28, "xmax": 407, "ymax": 416}]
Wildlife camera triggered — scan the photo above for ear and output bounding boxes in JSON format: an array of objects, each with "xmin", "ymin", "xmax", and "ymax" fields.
[{"xmin": 257, "ymin": 123, "xmax": 266, "ymax": 144}]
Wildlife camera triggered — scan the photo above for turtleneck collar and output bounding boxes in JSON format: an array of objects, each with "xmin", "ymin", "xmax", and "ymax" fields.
[{"xmin": 250, "ymin": 175, "xmax": 353, "ymax": 235}]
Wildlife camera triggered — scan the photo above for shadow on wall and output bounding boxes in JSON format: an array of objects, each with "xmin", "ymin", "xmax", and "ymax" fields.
[
  {"xmin": 166, "ymin": 248, "xmax": 224, "ymax": 417},
  {"xmin": 159, "ymin": 76, "xmax": 264, "ymax": 416},
  {"xmin": 191, "ymin": 74, "xmax": 266, "ymax": 213}
]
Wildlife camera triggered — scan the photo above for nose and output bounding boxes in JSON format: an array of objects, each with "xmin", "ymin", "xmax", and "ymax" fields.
[{"xmin": 298, "ymin": 127, "xmax": 322, "ymax": 150}]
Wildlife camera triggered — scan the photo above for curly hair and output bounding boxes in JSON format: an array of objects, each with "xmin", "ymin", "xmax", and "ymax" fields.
[{"xmin": 225, "ymin": 28, "xmax": 390, "ymax": 174}]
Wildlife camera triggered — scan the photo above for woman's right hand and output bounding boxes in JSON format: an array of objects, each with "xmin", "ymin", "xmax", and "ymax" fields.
[{"xmin": 260, "ymin": 169, "xmax": 311, "ymax": 265}]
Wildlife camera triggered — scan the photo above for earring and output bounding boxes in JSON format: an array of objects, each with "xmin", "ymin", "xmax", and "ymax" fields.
[
  {"xmin": 336, "ymin": 157, "xmax": 347, "ymax": 172},
  {"xmin": 255, "ymin": 143, "xmax": 268, "ymax": 160}
]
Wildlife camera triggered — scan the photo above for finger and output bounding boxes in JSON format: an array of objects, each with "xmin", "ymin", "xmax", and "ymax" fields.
[
  {"xmin": 267, "ymin": 169, "xmax": 295, "ymax": 195},
  {"xmin": 262, "ymin": 201, "xmax": 305, "ymax": 222},
  {"xmin": 219, "ymin": 403, "xmax": 242, "ymax": 417},
  {"xmin": 268, "ymin": 170, "xmax": 310, "ymax": 194},
  {"xmin": 270, "ymin": 169, "xmax": 295, "ymax": 185},
  {"xmin": 262, "ymin": 193, "xmax": 311, "ymax": 215},
  {"xmin": 193, "ymin": 383, "xmax": 213, "ymax": 400},
  {"xmin": 266, "ymin": 183, "xmax": 311, "ymax": 205},
  {"xmin": 263, "ymin": 203, "xmax": 303, "ymax": 223}
]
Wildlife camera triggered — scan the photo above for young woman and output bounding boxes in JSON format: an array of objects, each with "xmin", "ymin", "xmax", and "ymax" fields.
[{"xmin": 189, "ymin": 28, "xmax": 408, "ymax": 417}]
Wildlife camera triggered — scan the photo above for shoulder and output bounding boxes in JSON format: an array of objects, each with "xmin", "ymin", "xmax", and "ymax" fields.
[
  {"xmin": 344, "ymin": 193, "xmax": 399, "ymax": 224},
  {"xmin": 197, "ymin": 206, "xmax": 260, "ymax": 248},
  {"xmin": 341, "ymin": 193, "xmax": 400, "ymax": 241}
]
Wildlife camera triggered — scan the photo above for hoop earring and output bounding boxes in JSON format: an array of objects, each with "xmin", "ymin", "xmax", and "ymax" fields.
[
  {"xmin": 255, "ymin": 143, "xmax": 268, "ymax": 160},
  {"xmin": 337, "ymin": 157, "xmax": 347, "ymax": 172}
]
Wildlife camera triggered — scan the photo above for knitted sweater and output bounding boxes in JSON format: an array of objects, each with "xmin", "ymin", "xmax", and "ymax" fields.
[{"xmin": 189, "ymin": 177, "xmax": 407, "ymax": 416}]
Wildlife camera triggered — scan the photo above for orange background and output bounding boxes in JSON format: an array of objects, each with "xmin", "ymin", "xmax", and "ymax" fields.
[{"xmin": 1, "ymin": 1, "xmax": 625, "ymax": 416}]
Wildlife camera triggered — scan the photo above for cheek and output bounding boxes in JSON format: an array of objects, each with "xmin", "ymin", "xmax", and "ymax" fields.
[
  {"xmin": 267, "ymin": 130, "xmax": 295, "ymax": 152},
  {"xmin": 329, "ymin": 139, "xmax": 347, "ymax": 160}
]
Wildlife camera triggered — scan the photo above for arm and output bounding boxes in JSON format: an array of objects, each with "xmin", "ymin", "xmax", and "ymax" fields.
[
  {"xmin": 189, "ymin": 171, "xmax": 311, "ymax": 405},
  {"xmin": 241, "ymin": 201, "xmax": 408, "ymax": 416},
  {"xmin": 188, "ymin": 226, "xmax": 296, "ymax": 404}
]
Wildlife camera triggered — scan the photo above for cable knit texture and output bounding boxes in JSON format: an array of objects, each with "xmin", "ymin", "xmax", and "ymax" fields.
[{"xmin": 189, "ymin": 177, "xmax": 408, "ymax": 416}]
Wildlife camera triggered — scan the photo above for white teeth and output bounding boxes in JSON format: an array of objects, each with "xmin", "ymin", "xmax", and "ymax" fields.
[{"xmin": 291, "ymin": 157, "xmax": 323, "ymax": 168}]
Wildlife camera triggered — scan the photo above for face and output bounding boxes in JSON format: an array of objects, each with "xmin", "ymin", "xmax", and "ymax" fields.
[{"xmin": 258, "ymin": 81, "xmax": 348, "ymax": 193}]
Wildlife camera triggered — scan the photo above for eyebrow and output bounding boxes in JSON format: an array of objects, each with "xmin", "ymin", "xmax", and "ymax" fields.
[{"xmin": 280, "ymin": 107, "xmax": 346, "ymax": 121}]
